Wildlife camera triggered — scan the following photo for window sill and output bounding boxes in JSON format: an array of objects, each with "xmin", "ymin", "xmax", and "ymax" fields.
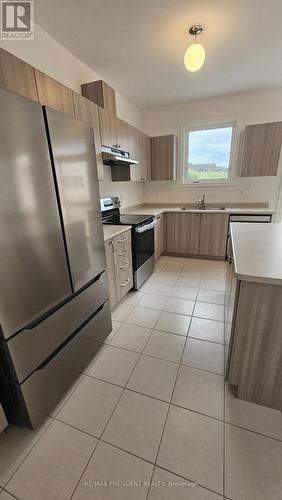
[{"xmin": 178, "ymin": 181, "xmax": 236, "ymax": 188}]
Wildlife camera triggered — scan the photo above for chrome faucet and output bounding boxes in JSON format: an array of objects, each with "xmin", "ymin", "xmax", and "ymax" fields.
[{"xmin": 198, "ymin": 194, "xmax": 206, "ymax": 209}]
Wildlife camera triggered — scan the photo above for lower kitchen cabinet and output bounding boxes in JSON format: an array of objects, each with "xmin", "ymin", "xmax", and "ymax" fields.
[
  {"xmin": 104, "ymin": 240, "xmax": 118, "ymax": 309},
  {"xmin": 166, "ymin": 213, "xmax": 201, "ymax": 255},
  {"xmin": 199, "ymin": 213, "xmax": 229, "ymax": 257},
  {"xmin": 166, "ymin": 212, "xmax": 228, "ymax": 258},
  {"xmin": 154, "ymin": 213, "xmax": 166, "ymax": 260},
  {"xmin": 104, "ymin": 229, "xmax": 133, "ymax": 309}
]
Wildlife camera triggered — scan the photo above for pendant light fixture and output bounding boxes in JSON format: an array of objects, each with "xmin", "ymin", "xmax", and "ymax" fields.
[{"xmin": 184, "ymin": 25, "xmax": 205, "ymax": 72}]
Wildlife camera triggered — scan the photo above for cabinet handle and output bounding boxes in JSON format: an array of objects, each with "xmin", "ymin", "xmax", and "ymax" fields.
[
  {"xmin": 228, "ymin": 256, "xmax": 234, "ymax": 264},
  {"xmin": 118, "ymin": 235, "xmax": 128, "ymax": 243},
  {"xmin": 118, "ymin": 249, "xmax": 128, "ymax": 256},
  {"xmin": 120, "ymin": 261, "xmax": 129, "ymax": 269},
  {"xmin": 121, "ymin": 278, "xmax": 130, "ymax": 287}
]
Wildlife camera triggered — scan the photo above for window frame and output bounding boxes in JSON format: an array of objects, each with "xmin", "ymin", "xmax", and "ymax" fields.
[{"xmin": 179, "ymin": 119, "xmax": 237, "ymax": 187}]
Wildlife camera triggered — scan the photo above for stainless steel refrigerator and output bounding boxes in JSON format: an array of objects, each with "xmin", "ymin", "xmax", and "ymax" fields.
[{"xmin": 0, "ymin": 89, "xmax": 111, "ymax": 428}]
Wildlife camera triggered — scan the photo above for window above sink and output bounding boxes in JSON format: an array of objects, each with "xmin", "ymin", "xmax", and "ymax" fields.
[{"xmin": 180, "ymin": 120, "xmax": 237, "ymax": 187}]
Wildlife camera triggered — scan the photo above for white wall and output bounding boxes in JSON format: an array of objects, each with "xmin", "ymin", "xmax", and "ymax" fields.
[
  {"xmin": 141, "ymin": 89, "xmax": 282, "ymax": 211},
  {"xmin": 0, "ymin": 23, "xmax": 144, "ymax": 208}
]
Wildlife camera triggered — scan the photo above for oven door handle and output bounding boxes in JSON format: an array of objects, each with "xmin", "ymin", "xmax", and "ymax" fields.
[{"xmin": 136, "ymin": 219, "xmax": 157, "ymax": 233}]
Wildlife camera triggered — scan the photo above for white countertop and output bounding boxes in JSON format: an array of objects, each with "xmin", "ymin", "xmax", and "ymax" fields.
[
  {"xmin": 231, "ymin": 223, "xmax": 282, "ymax": 285},
  {"xmin": 103, "ymin": 225, "xmax": 131, "ymax": 242},
  {"xmin": 122, "ymin": 205, "xmax": 274, "ymax": 216}
]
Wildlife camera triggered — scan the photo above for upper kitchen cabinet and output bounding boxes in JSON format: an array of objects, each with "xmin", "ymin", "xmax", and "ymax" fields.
[
  {"xmin": 139, "ymin": 130, "xmax": 151, "ymax": 181},
  {"xmin": 0, "ymin": 47, "xmax": 38, "ymax": 101},
  {"xmin": 81, "ymin": 80, "xmax": 116, "ymax": 115},
  {"xmin": 98, "ymin": 106, "xmax": 118, "ymax": 148},
  {"xmin": 151, "ymin": 134, "xmax": 177, "ymax": 180},
  {"xmin": 130, "ymin": 128, "xmax": 151, "ymax": 182},
  {"xmin": 73, "ymin": 93, "xmax": 104, "ymax": 180},
  {"xmin": 116, "ymin": 117, "xmax": 129, "ymax": 151},
  {"xmin": 240, "ymin": 121, "xmax": 282, "ymax": 177},
  {"xmin": 98, "ymin": 110, "xmax": 130, "ymax": 151},
  {"xmin": 34, "ymin": 70, "xmax": 75, "ymax": 117}
]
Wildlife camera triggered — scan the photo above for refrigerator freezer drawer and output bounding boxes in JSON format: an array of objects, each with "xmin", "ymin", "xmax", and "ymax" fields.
[
  {"xmin": 8, "ymin": 299, "xmax": 112, "ymax": 428},
  {"xmin": 2, "ymin": 272, "xmax": 108, "ymax": 384}
]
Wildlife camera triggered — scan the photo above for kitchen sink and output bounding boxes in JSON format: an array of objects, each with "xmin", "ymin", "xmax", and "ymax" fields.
[{"xmin": 180, "ymin": 206, "xmax": 226, "ymax": 211}]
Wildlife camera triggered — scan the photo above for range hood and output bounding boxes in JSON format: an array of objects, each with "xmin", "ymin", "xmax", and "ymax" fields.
[{"xmin": 102, "ymin": 146, "xmax": 138, "ymax": 166}]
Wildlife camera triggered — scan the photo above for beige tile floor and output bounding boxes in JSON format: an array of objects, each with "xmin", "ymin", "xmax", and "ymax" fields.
[{"xmin": 0, "ymin": 255, "xmax": 282, "ymax": 500}]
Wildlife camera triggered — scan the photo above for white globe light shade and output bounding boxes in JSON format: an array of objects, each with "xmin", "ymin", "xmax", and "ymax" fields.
[{"xmin": 184, "ymin": 43, "xmax": 206, "ymax": 72}]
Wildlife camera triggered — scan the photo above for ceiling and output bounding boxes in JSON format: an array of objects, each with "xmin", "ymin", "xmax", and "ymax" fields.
[{"xmin": 34, "ymin": 0, "xmax": 282, "ymax": 108}]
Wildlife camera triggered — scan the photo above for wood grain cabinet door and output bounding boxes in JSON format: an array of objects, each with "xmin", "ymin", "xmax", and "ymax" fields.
[
  {"xmin": 116, "ymin": 118, "xmax": 128, "ymax": 150},
  {"xmin": 130, "ymin": 127, "xmax": 142, "ymax": 181},
  {"xmin": 90, "ymin": 102, "xmax": 104, "ymax": 181},
  {"xmin": 138, "ymin": 131, "xmax": 151, "ymax": 181},
  {"xmin": 73, "ymin": 92, "xmax": 92, "ymax": 124},
  {"xmin": 154, "ymin": 216, "xmax": 161, "ymax": 260},
  {"xmin": 98, "ymin": 107, "xmax": 117, "ymax": 147},
  {"xmin": 154, "ymin": 213, "xmax": 166, "ymax": 259},
  {"xmin": 160, "ymin": 213, "xmax": 166, "ymax": 254},
  {"xmin": 104, "ymin": 240, "xmax": 118, "ymax": 309},
  {"xmin": 199, "ymin": 214, "xmax": 229, "ymax": 258},
  {"xmin": 0, "ymin": 47, "xmax": 38, "ymax": 101},
  {"xmin": 34, "ymin": 70, "xmax": 75, "ymax": 117},
  {"xmin": 73, "ymin": 94, "xmax": 104, "ymax": 180},
  {"xmin": 81, "ymin": 79, "xmax": 116, "ymax": 115},
  {"xmin": 145, "ymin": 133, "xmax": 152, "ymax": 181},
  {"xmin": 151, "ymin": 135, "xmax": 177, "ymax": 181},
  {"xmin": 240, "ymin": 122, "xmax": 282, "ymax": 177},
  {"xmin": 166, "ymin": 213, "xmax": 201, "ymax": 254}
]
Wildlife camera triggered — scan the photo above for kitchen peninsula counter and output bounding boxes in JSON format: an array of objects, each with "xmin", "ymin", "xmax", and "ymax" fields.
[{"xmin": 225, "ymin": 223, "xmax": 282, "ymax": 411}]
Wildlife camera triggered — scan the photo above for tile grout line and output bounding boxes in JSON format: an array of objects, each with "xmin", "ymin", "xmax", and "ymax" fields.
[
  {"xmin": 2, "ymin": 487, "xmax": 21, "ymax": 500},
  {"xmin": 0, "ymin": 263, "xmax": 240, "ymax": 499},
  {"xmin": 107, "ymin": 337, "xmax": 225, "ymax": 374},
  {"xmin": 68, "ymin": 322, "xmax": 155, "ymax": 500},
  {"xmin": 144, "ymin": 279, "xmax": 191, "ymax": 499},
  {"xmin": 148, "ymin": 304, "xmax": 193, "ymax": 495},
  {"xmin": 2, "ymin": 344, "xmax": 115, "ymax": 491},
  {"xmin": 2, "ymin": 416, "xmax": 54, "ymax": 489},
  {"xmin": 53, "ymin": 388, "xmax": 282, "ymax": 445},
  {"xmin": 6, "ymin": 259, "xmax": 279, "ymax": 500},
  {"xmin": 39, "ymin": 412, "xmax": 274, "ymax": 500}
]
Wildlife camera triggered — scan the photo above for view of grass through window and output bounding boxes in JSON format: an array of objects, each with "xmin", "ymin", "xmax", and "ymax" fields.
[{"xmin": 186, "ymin": 126, "xmax": 233, "ymax": 182}]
